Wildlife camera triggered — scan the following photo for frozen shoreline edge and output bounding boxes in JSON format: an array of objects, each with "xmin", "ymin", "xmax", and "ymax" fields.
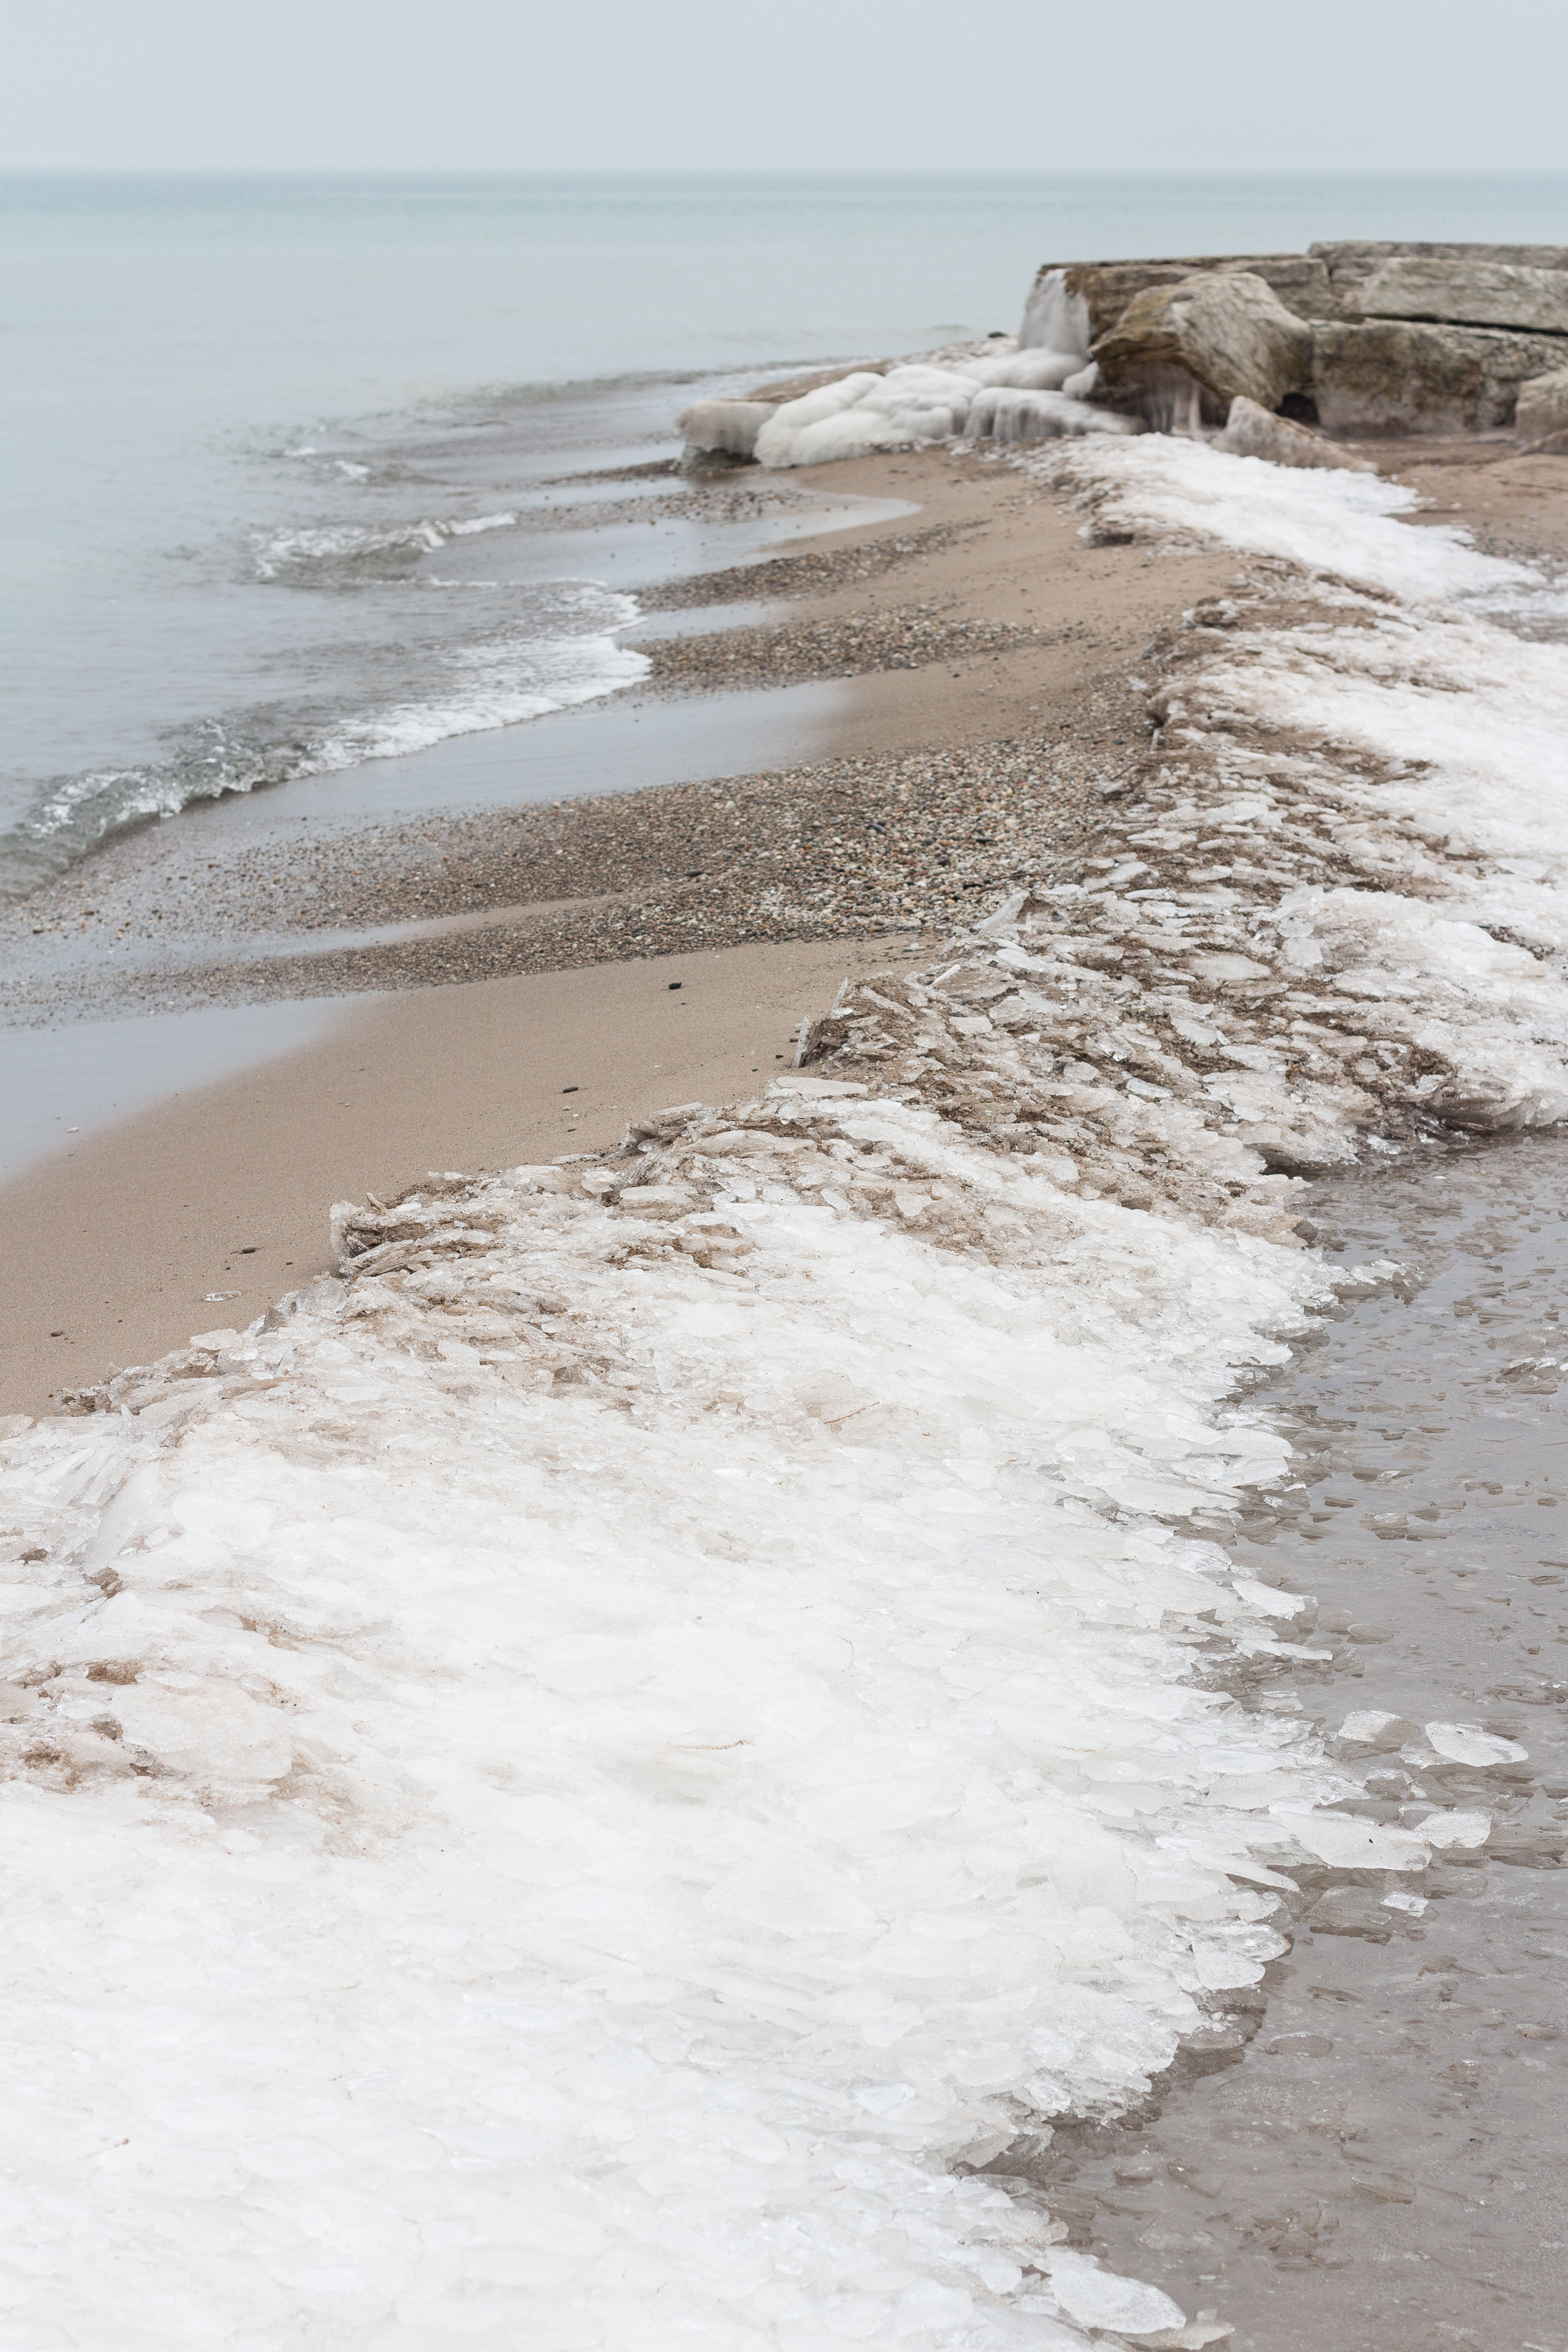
[{"xmin": 4, "ymin": 436, "xmax": 1568, "ymax": 2346}]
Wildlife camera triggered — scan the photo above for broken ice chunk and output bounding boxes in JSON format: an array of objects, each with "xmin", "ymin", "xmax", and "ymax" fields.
[
  {"xmin": 1414, "ymin": 1809, "xmax": 1492, "ymax": 1848},
  {"xmin": 1231, "ymin": 1578, "xmax": 1315, "ymax": 1626},
  {"xmin": 617, "ymin": 1185, "xmax": 690, "ymax": 1219},
  {"xmin": 1425, "ymin": 1722, "xmax": 1528, "ymax": 1767},
  {"xmin": 1338, "ymin": 1709, "xmax": 1418, "ymax": 1751},
  {"xmin": 1041, "ymin": 2248, "xmax": 1189, "ymax": 2339},
  {"xmin": 1271, "ymin": 1810, "xmax": 1430, "ymax": 1870}
]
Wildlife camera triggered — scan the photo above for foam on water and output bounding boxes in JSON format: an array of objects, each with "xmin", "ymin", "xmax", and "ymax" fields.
[
  {"xmin": 310, "ymin": 606, "xmax": 649, "ymax": 769},
  {"xmin": 250, "ymin": 510, "xmax": 523, "ymax": 583}
]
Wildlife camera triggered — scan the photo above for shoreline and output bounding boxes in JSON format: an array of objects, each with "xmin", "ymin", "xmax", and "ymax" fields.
[
  {"xmin": 0, "ymin": 443, "xmax": 1238, "ymax": 1413},
  {"xmin": 0, "ymin": 448, "xmax": 1235, "ymax": 1019},
  {"xmin": 6, "ymin": 427, "xmax": 1565, "ymax": 1416},
  {"xmin": 0, "ymin": 934, "xmax": 930, "ymax": 1420},
  {"xmin": 7, "ymin": 372, "xmax": 1568, "ymax": 2347}
]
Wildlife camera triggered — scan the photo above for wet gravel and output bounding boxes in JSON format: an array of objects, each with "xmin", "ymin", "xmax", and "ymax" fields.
[
  {"xmin": 640, "ymin": 520, "xmax": 973, "ymax": 610},
  {"xmin": 510, "ymin": 474, "xmax": 826, "ymax": 535},
  {"xmin": 639, "ymin": 605, "xmax": 1042, "ymax": 694},
  {"xmin": 5, "ymin": 696, "xmax": 1143, "ymax": 1015}
]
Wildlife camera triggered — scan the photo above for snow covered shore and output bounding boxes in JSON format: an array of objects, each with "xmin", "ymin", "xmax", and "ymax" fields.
[{"xmin": 4, "ymin": 444, "xmax": 1568, "ymax": 2348}]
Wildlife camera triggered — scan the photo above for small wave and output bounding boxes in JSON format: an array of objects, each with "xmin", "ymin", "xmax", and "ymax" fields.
[
  {"xmin": 0, "ymin": 594, "xmax": 646, "ymax": 898},
  {"xmin": 312, "ymin": 623, "xmax": 647, "ymax": 770},
  {"xmin": 251, "ymin": 510, "xmax": 520, "ymax": 584}
]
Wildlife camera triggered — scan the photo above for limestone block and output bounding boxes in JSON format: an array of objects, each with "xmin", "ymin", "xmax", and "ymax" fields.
[
  {"xmin": 1313, "ymin": 320, "xmax": 1568, "ymax": 434},
  {"xmin": 1312, "ymin": 239, "xmax": 1568, "ymax": 316},
  {"xmin": 1092, "ymin": 273, "xmax": 1314, "ymax": 424},
  {"xmin": 1219, "ymin": 395, "xmax": 1375, "ymax": 470},
  {"xmin": 1516, "ymin": 366, "xmax": 1568, "ymax": 443},
  {"xmin": 1351, "ymin": 256, "xmax": 1568, "ymax": 336},
  {"xmin": 1022, "ymin": 254, "xmax": 1334, "ymax": 350}
]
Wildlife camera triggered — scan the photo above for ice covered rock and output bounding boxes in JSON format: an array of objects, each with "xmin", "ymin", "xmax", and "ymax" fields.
[
  {"xmin": 1312, "ymin": 319, "xmax": 1568, "ymax": 433},
  {"xmin": 754, "ymin": 364, "xmax": 981, "ymax": 468},
  {"xmin": 1022, "ymin": 256, "xmax": 1335, "ymax": 351},
  {"xmin": 1018, "ymin": 266, "xmax": 1093, "ymax": 358},
  {"xmin": 1348, "ymin": 254, "xmax": 1568, "ymax": 337},
  {"xmin": 676, "ymin": 397, "xmax": 777, "ymax": 459},
  {"xmin": 1093, "ymin": 274, "xmax": 1314, "ymax": 428},
  {"xmin": 1516, "ymin": 366, "xmax": 1568, "ymax": 444},
  {"xmin": 966, "ymin": 346, "xmax": 1086, "ymax": 391},
  {"xmin": 1219, "ymin": 394, "xmax": 1374, "ymax": 471},
  {"xmin": 752, "ymin": 371, "xmax": 889, "ymax": 466},
  {"xmin": 968, "ymin": 386, "xmax": 1142, "ymax": 443}
]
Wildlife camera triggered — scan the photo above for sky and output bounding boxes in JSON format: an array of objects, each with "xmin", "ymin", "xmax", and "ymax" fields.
[{"xmin": 7, "ymin": 0, "xmax": 1568, "ymax": 175}]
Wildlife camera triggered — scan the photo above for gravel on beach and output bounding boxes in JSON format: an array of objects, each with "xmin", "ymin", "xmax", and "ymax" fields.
[
  {"xmin": 5, "ymin": 694, "xmax": 1144, "ymax": 1016},
  {"xmin": 2, "ymin": 447, "xmax": 1192, "ymax": 1022},
  {"xmin": 639, "ymin": 605, "xmax": 1041, "ymax": 694},
  {"xmin": 640, "ymin": 520, "xmax": 972, "ymax": 609}
]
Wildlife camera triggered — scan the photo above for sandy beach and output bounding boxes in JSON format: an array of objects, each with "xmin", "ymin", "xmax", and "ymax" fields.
[
  {"xmin": 6, "ymin": 425, "xmax": 1564, "ymax": 1429},
  {"xmin": 0, "ymin": 442, "xmax": 1240, "ymax": 1413},
  {"xmin": 0, "ymin": 934, "xmax": 932, "ymax": 1417}
]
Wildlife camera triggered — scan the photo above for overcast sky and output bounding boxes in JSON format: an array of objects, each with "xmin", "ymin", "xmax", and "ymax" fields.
[{"xmin": 6, "ymin": 0, "xmax": 1568, "ymax": 175}]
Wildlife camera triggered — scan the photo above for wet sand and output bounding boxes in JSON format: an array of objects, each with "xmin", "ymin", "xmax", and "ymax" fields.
[
  {"xmin": 0, "ymin": 441, "xmax": 1238, "ymax": 1415},
  {"xmin": 0, "ymin": 932, "xmax": 928, "ymax": 1418}
]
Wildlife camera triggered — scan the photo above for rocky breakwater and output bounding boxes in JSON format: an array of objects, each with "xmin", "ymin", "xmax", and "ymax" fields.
[
  {"xmin": 674, "ymin": 241, "xmax": 1568, "ymax": 472},
  {"xmin": 1030, "ymin": 240, "xmax": 1568, "ymax": 439},
  {"xmin": 1314, "ymin": 249, "xmax": 1568, "ymax": 435}
]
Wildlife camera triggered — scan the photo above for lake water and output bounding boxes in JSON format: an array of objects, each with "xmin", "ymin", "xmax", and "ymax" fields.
[{"xmin": 4, "ymin": 168, "xmax": 1568, "ymax": 896}]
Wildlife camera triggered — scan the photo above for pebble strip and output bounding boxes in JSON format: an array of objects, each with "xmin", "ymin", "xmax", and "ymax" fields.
[
  {"xmin": 639, "ymin": 606, "xmax": 1041, "ymax": 695},
  {"xmin": 641, "ymin": 521, "xmax": 972, "ymax": 610},
  {"xmin": 6, "ymin": 702, "xmax": 1140, "ymax": 1017}
]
